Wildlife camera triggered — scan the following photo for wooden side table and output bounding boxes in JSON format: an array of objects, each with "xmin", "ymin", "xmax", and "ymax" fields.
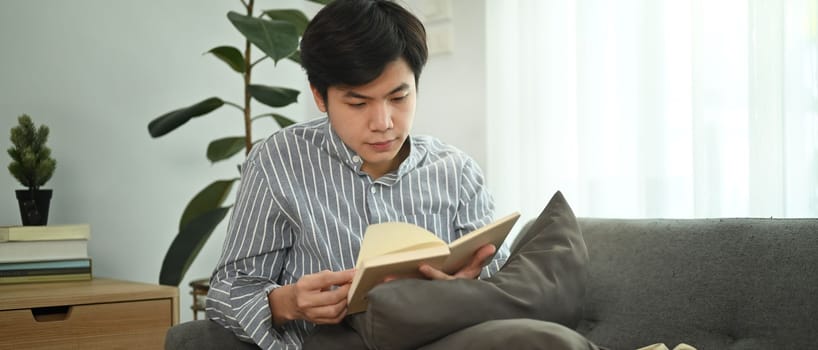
[
  {"xmin": 0, "ymin": 278, "xmax": 178, "ymax": 349},
  {"xmin": 189, "ymin": 277, "xmax": 210, "ymax": 320}
]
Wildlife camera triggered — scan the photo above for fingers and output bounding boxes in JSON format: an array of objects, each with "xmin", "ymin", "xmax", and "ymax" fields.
[
  {"xmin": 418, "ymin": 244, "xmax": 497, "ymax": 281},
  {"xmin": 294, "ymin": 280, "xmax": 351, "ymax": 309},
  {"xmin": 303, "ymin": 298, "xmax": 349, "ymax": 325},
  {"xmin": 302, "ymin": 269, "xmax": 355, "ymax": 290},
  {"xmin": 419, "ymin": 264, "xmax": 455, "ymax": 280},
  {"xmin": 453, "ymin": 244, "xmax": 496, "ymax": 279},
  {"xmin": 291, "ymin": 270, "xmax": 355, "ymax": 324},
  {"xmin": 470, "ymin": 244, "xmax": 497, "ymax": 268}
]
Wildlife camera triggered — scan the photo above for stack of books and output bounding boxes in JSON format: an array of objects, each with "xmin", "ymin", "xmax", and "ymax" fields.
[{"xmin": 0, "ymin": 224, "xmax": 92, "ymax": 284}]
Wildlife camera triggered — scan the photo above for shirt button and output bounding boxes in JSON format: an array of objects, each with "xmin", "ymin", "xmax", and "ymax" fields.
[
  {"xmin": 370, "ymin": 187, "xmax": 376, "ymax": 194},
  {"xmin": 352, "ymin": 156, "xmax": 361, "ymax": 163}
]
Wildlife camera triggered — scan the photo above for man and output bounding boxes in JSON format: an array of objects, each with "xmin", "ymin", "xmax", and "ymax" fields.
[{"xmin": 207, "ymin": 1, "xmax": 598, "ymax": 349}]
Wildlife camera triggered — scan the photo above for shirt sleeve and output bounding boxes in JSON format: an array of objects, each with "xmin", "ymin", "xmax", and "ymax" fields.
[
  {"xmin": 454, "ymin": 157, "xmax": 508, "ymax": 278},
  {"xmin": 205, "ymin": 158, "xmax": 300, "ymax": 349}
]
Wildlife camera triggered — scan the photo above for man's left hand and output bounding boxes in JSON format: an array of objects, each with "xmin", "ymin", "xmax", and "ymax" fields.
[{"xmin": 418, "ymin": 244, "xmax": 496, "ymax": 280}]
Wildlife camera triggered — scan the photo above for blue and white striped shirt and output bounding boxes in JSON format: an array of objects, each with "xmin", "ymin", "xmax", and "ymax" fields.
[{"xmin": 206, "ymin": 117, "xmax": 506, "ymax": 349}]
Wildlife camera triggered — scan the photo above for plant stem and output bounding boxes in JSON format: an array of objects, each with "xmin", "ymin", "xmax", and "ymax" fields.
[{"xmin": 243, "ymin": 0, "xmax": 255, "ymax": 155}]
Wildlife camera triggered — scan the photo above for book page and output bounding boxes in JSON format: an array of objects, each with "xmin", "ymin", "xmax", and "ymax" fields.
[
  {"xmin": 441, "ymin": 212, "xmax": 521, "ymax": 274},
  {"xmin": 347, "ymin": 245, "xmax": 449, "ymax": 314},
  {"xmin": 0, "ymin": 224, "xmax": 91, "ymax": 242},
  {"xmin": 347, "ymin": 213, "xmax": 521, "ymax": 314},
  {"xmin": 355, "ymin": 221, "xmax": 447, "ymax": 267}
]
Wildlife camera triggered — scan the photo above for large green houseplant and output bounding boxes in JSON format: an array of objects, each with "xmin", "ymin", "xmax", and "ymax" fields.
[
  {"xmin": 148, "ymin": 0, "xmax": 330, "ymax": 286},
  {"xmin": 8, "ymin": 114, "xmax": 57, "ymax": 226}
]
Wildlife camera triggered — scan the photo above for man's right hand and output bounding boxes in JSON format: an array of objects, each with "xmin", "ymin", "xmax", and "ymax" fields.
[{"xmin": 269, "ymin": 269, "xmax": 355, "ymax": 326}]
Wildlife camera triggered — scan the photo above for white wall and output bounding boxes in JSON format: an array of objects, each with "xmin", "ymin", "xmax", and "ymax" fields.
[
  {"xmin": 0, "ymin": 0, "xmax": 488, "ymax": 323},
  {"xmin": 407, "ymin": 0, "xmax": 488, "ymax": 167}
]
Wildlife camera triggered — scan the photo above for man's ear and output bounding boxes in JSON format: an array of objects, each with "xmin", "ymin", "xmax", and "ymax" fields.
[{"xmin": 310, "ymin": 85, "xmax": 327, "ymax": 113}]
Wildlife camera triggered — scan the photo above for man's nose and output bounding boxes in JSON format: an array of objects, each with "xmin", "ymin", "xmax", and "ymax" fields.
[{"xmin": 369, "ymin": 102, "xmax": 393, "ymax": 131}]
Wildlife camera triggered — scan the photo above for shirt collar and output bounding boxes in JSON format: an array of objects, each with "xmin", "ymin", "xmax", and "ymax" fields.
[
  {"xmin": 320, "ymin": 119, "xmax": 425, "ymax": 182},
  {"xmin": 322, "ymin": 120, "xmax": 361, "ymax": 172}
]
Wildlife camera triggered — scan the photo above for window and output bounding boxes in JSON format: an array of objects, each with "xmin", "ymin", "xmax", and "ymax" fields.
[{"xmin": 486, "ymin": 0, "xmax": 818, "ymax": 219}]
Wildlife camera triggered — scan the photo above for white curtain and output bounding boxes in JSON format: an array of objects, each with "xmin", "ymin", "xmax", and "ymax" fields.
[{"xmin": 486, "ymin": 0, "xmax": 818, "ymax": 220}]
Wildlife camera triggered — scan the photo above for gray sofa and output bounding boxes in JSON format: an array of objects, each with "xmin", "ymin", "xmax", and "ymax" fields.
[{"xmin": 166, "ymin": 217, "xmax": 818, "ymax": 349}]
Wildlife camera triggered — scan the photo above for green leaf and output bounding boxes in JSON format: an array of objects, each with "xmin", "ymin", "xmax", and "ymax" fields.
[
  {"xmin": 287, "ymin": 50, "xmax": 302, "ymax": 65},
  {"xmin": 159, "ymin": 206, "xmax": 232, "ymax": 286},
  {"xmin": 206, "ymin": 46, "xmax": 245, "ymax": 73},
  {"xmin": 179, "ymin": 179, "xmax": 239, "ymax": 231},
  {"xmin": 148, "ymin": 97, "xmax": 224, "ymax": 137},
  {"xmin": 307, "ymin": 0, "xmax": 334, "ymax": 5},
  {"xmin": 207, "ymin": 136, "xmax": 246, "ymax": 162},
  {"xmin": 248, "ymin": 85, "xmax": 300, "ymax": 108},
  {"xmin": 227, "ymin": 11, "xmax": 298, "ymax": 63},
  {"xmin": 253, "ymin": 113, "xmax": 296, "ymax": 128},
  {"xmin": 263, "ymin": 9, "xmax": 309, "ymax": 36}
]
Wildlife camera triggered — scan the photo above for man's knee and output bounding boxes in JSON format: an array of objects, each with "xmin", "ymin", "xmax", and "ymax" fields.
[{"xmin": 420, "ymin": 319, "xmax": 597, "ymax": 350}]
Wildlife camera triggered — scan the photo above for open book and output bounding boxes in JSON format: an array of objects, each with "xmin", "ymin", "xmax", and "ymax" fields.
[{"xmin": 347, "ymin": 212, "xmax": 521, "ymax": 314}]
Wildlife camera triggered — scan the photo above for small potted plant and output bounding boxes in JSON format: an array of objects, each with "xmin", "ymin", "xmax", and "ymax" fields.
[{"xmin": 7, "ymin": 114, "xmax": 57, "ymax": 225}]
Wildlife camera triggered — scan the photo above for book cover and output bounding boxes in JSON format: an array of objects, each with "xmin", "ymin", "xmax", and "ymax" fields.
[
  {"xmin": 0, "ymin": 258, "xmax": 92, "ymax": 283},
  {"xmin": 346, "ymin": 212, "xmax": 521, "ymax": 314},
  {"xmin": 0, "ymin": 266, "xmax": 92, "ymax": 277},
  {"xmin": 0, "ymin": 258, "xmax": 91, "ymax": 272},
  {"xmin": 0, "ymin": 224, "xmax": 91, "ymax": 242},
  {"xmin": 0, "ymin": 239, "xmax": 88, "ymax": 263}
]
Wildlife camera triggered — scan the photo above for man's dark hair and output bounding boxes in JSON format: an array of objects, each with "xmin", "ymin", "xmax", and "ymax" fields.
[{"xmin": 300, "ymin": 0, "xmax": 428, "ymax": 102}]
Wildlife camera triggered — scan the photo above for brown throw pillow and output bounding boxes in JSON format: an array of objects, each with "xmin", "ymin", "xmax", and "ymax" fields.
[{"xmin": 350, "ymin": 191, "xmax": 590, "ymax": 350}]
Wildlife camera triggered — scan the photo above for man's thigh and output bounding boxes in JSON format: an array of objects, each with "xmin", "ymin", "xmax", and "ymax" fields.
[{"xmin": 418, "ymin": 319, "xmax": 599, "ymax": 350}]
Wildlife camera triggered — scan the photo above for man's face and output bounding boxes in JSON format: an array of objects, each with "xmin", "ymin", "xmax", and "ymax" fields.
[{"xmin": 312, "ymin": 58, "xmax": 417, "ymax": 179}]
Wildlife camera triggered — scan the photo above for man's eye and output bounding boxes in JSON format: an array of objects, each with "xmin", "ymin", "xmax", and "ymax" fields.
[
  {"xmin": 392, "ymin": 95, "xmax": 408, "ymax": 102},
  {"xmin": 348, "ymin": 102, "xmax": 366, "ymax": 108}
]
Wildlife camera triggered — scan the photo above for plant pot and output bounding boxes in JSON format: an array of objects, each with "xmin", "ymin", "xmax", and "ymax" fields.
[{"xmin": 15, "ymin": 189, "xmax": 52, "ymax": 226}]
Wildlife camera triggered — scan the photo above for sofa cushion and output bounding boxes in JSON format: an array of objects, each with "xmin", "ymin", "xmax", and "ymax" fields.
[
  {"xmin": 576, "ymin": 218, "xmax": 818, "ymax": 350},
  {"xmin": 349, "ymin": 190, "xmax": 590, "ymax": 350},
  {"xmin": 165, "ymin": 320, "xmax": 259, "ymax": 350}
]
